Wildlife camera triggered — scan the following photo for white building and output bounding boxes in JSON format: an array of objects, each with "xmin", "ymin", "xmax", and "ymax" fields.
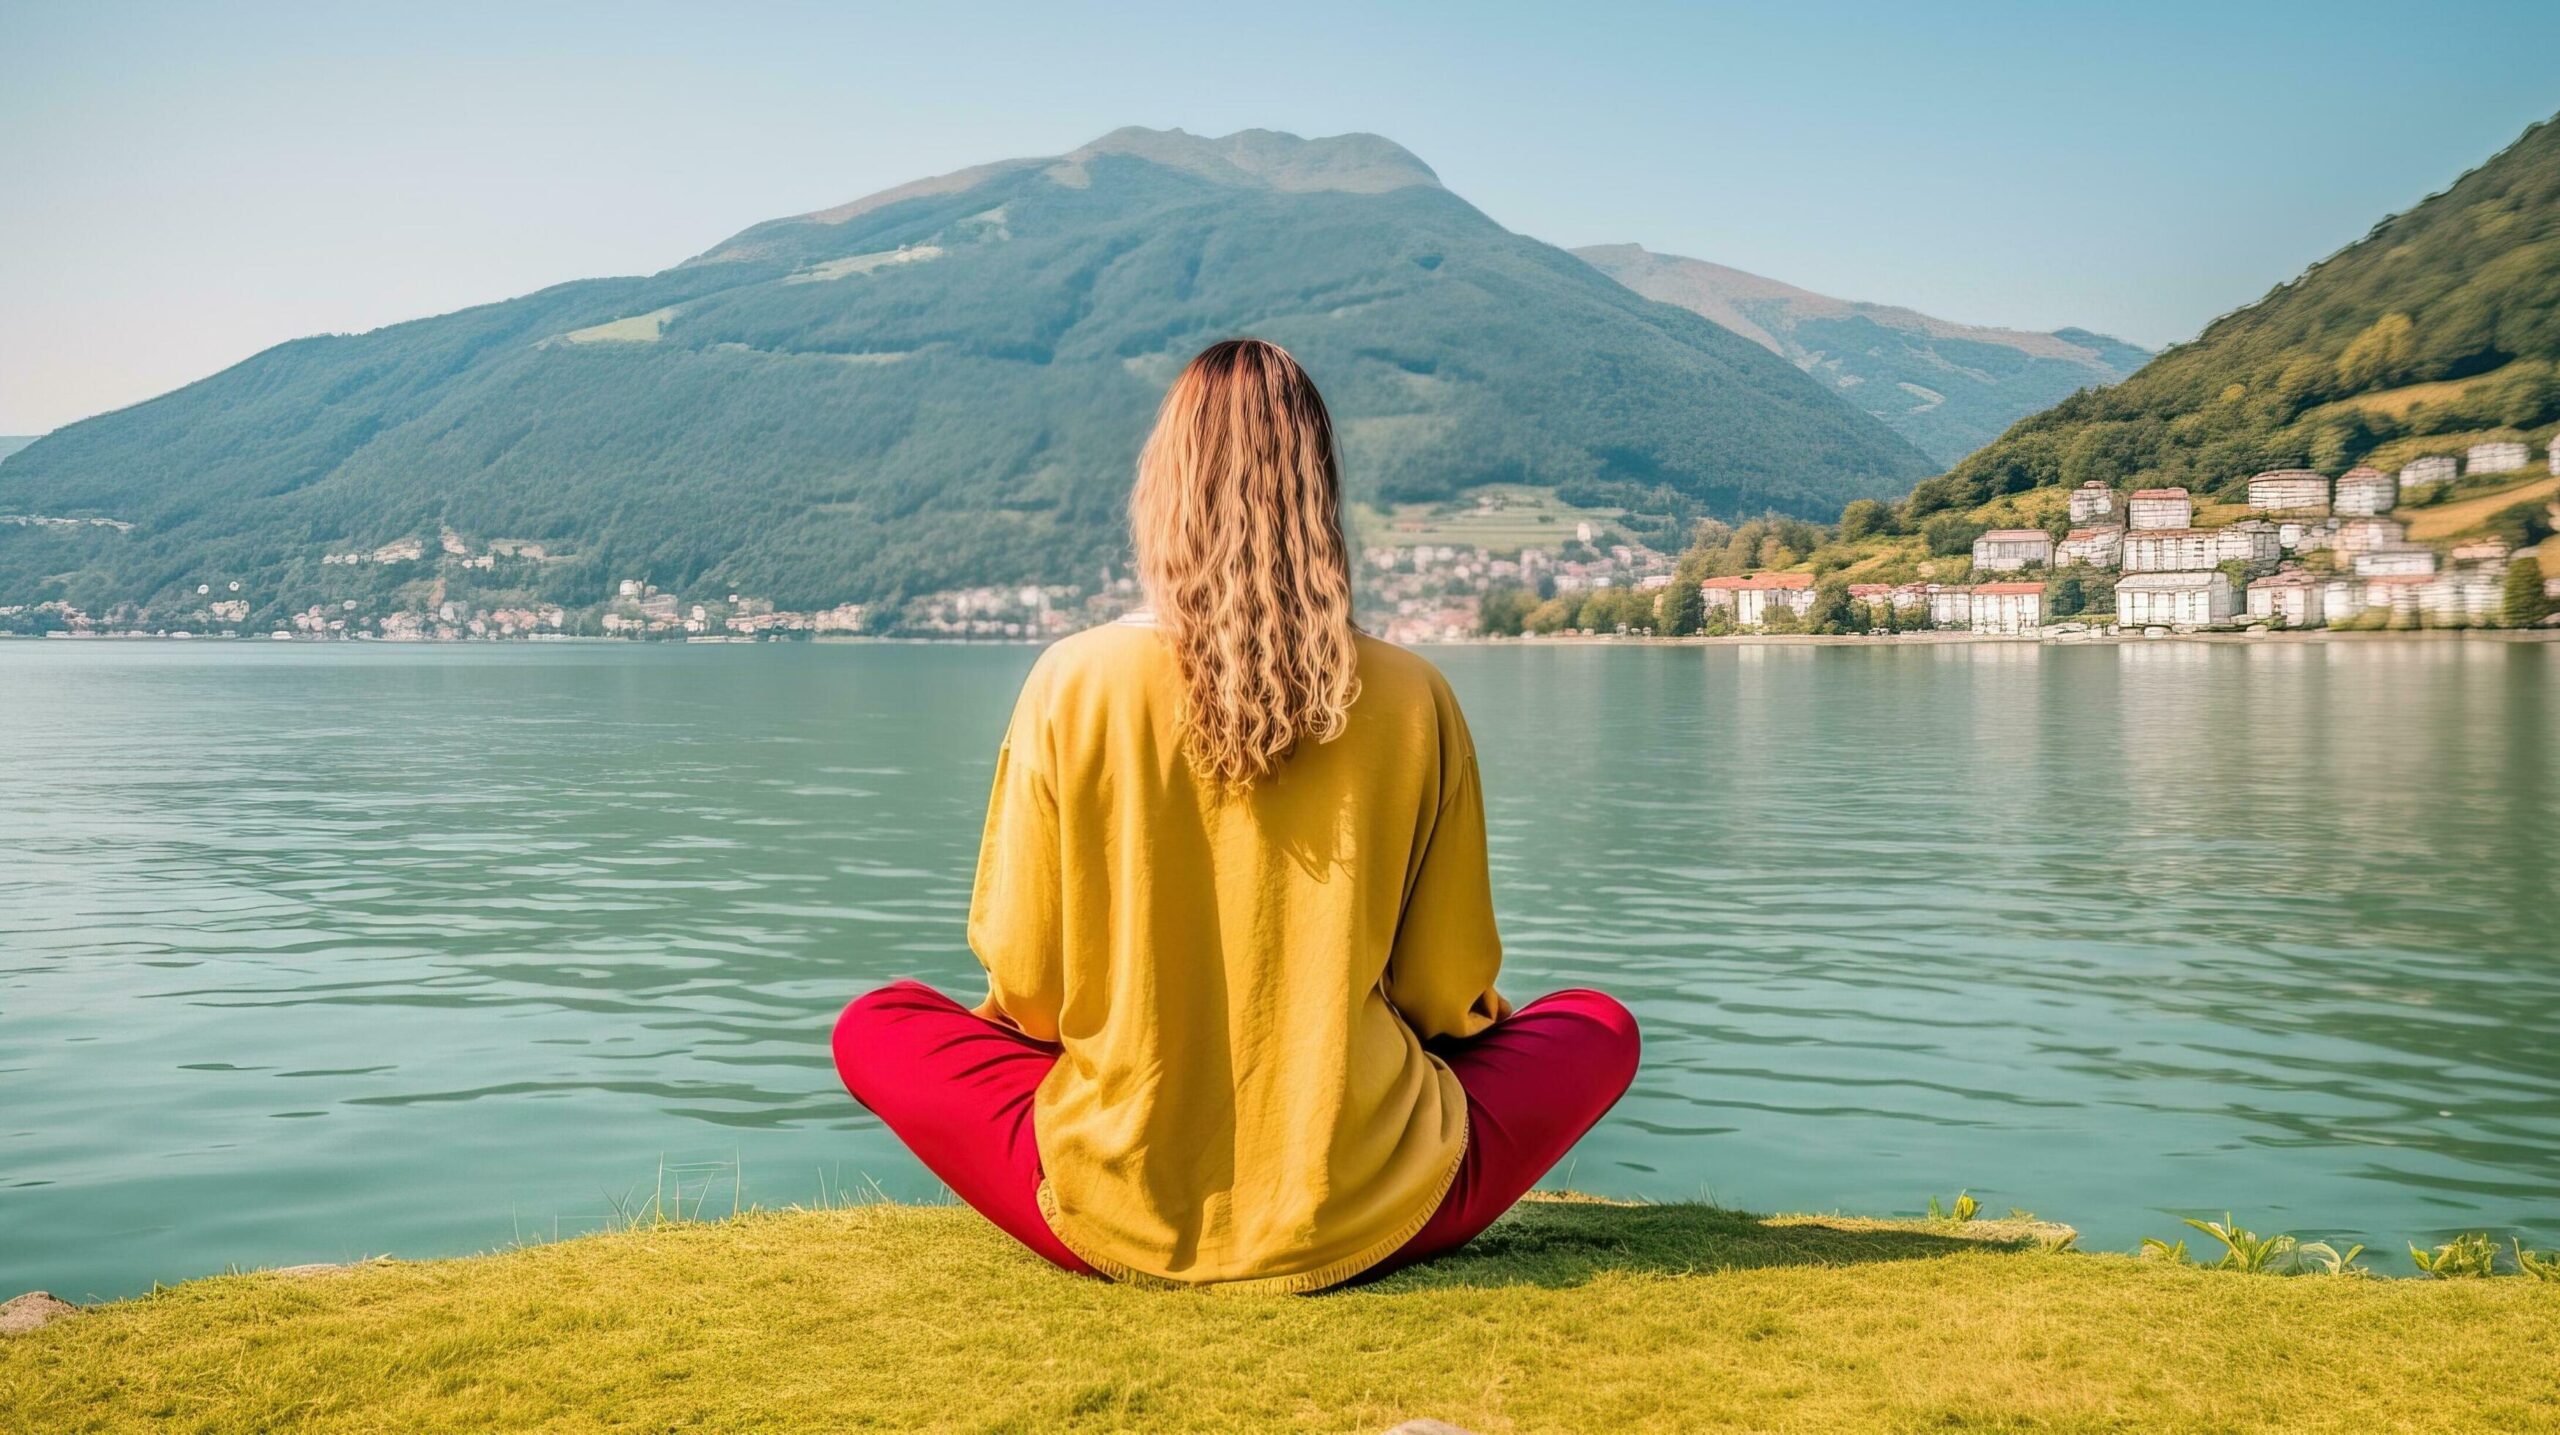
[
  {"xmin": 2332, "ymin": 516, "xmax": 2409, "ymax": 555},
  {"xmin": 2127, "ymin": 488, "xmax": 2193, "ymax": 530},
  {"xmin": 2246, "ymin": 469, "xmax": 2331, "ymax": 513},
  {"xmin": 1972, "ymin": 528, "xmax": 2055, "ymax": 572},
  {"xmin": 2333, "ymin": 465, "xmax": 2397, "ymax": 516},
  {"xmin": 2354, "ymin": 546, "xmax": 2438, "ymax": 577},
  {"xmin": 2432, "ymin": 569, "xmax": 2505, "ymax": 622},
  {"xmin": 2399, "ymin": 454, "xmax": 2458, "ymax": 488},
  {"xmin": 1696, "ymin": 573, "xmax": 1816, "ymax": 628},
  {"xmin": 2449, "ymin": 539, "xmax": 2513, "ymax": 569},
  {"xmin": 1926, "ymin": 584, "xmax": 1975, "ymax": 628},
  {"xmin": 2279, "ymin": 516, "xmax": 2337, "ymax": 551},
  {"xmin": 2468, "ymin": 441, "xmax": 2530, "ymax": 475},
  {"xmin": 2123, "ymin": 528, "xmax": 2221, "ymax": 572},
  {"xmin": 2056, "ymin": 527, "xmax": 2124, "ymax": 568},
  {"xmin": 1970, "ymin": 581, "xmax": 2045, "ymax": 634},
  {"xmin": 2320, "ymin": 576, "xmax": 2366, "ymax": 617},
  {"xmin": 2364, "ymin": 573, "xmax": 2435, "ymax": 618},
  {"xmin": 2216, "ymin": 520, "xmax": 2283, "ymax": 566},
  {"xmin": 2246, "ymin": 570, "xmax": 2324, "ymax": 627},
  {"xmin": 2068, "ymin": 482, "xmax": 2121, "ymax": 525},
  {"xmin": 2116, "ymin": 571, "xmax": 2235, "ymax": 627}
]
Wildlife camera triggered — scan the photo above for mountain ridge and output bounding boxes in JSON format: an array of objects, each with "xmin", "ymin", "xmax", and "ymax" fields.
[
  {"xmin": 1577, "ymin": 244, "xmax": 2149, "ymax": 466},
  {"xmin": 0, "ymin": 127, "xmax": 1931, "ymax": 622}
]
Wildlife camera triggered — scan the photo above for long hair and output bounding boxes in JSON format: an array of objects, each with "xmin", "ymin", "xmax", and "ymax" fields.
[{"xmin": 1130, "ymin": 339, "xmax": 1360, "ymax": 790}]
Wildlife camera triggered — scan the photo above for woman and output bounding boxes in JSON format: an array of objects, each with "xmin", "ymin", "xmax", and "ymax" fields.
[{"xmin": 833, "ymin": 339, "xmax": 1639, "ymax": 1292}]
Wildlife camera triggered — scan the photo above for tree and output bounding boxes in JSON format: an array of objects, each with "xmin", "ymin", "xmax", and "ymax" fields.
[
  {"xmin": 1806, "ymin": 579, "xmax": 1853, "ymax": 635},
  {"xmin": 2049, "ymin": 573, "xmax": 2086, "ymax": 618},
  {"xmin": 2335, "ymin": 312, "xmax": 2417, "ymax": 393},
  {"xmin": 1657, "ymin": 580, "xmax": 1704, "ymax": 637},
  {"xmin": 1477, "ymin": 586, "xmax": 1536, "ymax": 637},
  {"xmin": 2502, "ymin": 556, "xmax": 2552, "ymax": 628},
  {"xmin": 1838, "ymin": 498, "xmax": 1893, "ymax": 542},
  {"xmin": 1921, "ymin": 514, "xmax": 1988, "ymax": 557}
]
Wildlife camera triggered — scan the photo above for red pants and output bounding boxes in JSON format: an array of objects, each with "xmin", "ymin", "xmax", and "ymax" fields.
[{"xmin": 831, "ymin": 980, "xmax": 1640, "ymax": 1284}]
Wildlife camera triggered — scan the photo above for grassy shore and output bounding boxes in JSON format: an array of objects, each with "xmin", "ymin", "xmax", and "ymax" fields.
[{"xmin": 7, "ymin": 1199, "xmax": 2557, "ymax": 1433}]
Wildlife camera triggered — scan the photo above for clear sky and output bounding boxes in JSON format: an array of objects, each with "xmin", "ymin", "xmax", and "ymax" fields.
[{"xmin": 6, "ymin": 0, "xmax": 2558, "ymax": 435}]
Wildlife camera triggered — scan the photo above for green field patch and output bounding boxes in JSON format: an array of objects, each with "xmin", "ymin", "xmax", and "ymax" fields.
[
  {"xmin": 554, "ymin": 307, "xmax": 679, "ymax": 345},
  {"xmin": 1352, "ymin": 483, "xmax": 1625, "ymax": 552},
  {"xmin": 784, "ymin": 246, "xmax": 945, "ymax": 283}
]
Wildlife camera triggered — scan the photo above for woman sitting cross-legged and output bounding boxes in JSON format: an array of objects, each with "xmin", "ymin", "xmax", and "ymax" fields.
[{"xmin": 833, "ymin": 338, "xmax": 1640, "ymax": 1292}]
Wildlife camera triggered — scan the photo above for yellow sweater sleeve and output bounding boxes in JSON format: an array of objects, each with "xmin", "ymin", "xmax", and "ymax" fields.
[
  {"xmin": 967, "ymin": 668, "xmax": 1066, "ymax": 1042},
  {"xmin": 1382, "ymin": 715, "xmax": 1509, "ymax": 1042}
]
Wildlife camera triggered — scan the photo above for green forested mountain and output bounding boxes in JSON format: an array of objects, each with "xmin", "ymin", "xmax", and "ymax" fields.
[
  {"xmin": 0, "ymin": 127, "xmax": 1929, "ymax": 616},
  {"xmin": 1913, "ymin": 112, "xmax": 2560, "ymax": 517},
  {"xmin": 0, "ymin": 437, "xmax": 36, "ymax": 465},
  {"xmin": 1577, "ymin": 245, "xmax": 2148, "ymax": 467}
]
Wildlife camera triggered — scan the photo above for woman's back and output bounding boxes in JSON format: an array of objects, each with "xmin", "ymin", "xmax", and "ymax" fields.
[
  {"xmin": 834, "ymin": 338, "xmax": 1632, "ymax": 1294},
  {"xmin": 971, "ymin": 619, "xmax": 1506, "ymax": 1291}
]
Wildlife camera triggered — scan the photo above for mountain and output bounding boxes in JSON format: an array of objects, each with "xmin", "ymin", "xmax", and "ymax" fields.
[
  {"xmin": 1917, "ymin": 111, "xmax": 2560, "ymax": 517},
  {"xmin": 1576, "ymin": 245, "xmax": 2149, "ymax": 467},
  {"xmin": 0, "ymin": 437, "xmax": 36, "ymax": 465},
  {"xmin": 0, "ymin": 127, "xmax": 1931, "ymax": 619}
]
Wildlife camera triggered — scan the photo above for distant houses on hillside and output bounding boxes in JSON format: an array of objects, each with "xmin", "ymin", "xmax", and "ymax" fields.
[{"xmin": 1684, "ymin": 437, "xmax": 2555, "ymax": 638}]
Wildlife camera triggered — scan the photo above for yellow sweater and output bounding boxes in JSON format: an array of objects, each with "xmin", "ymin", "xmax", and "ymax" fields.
[{"xmin": 968, "ymin": 620, "xmax": 1507, "ymax": 1292}]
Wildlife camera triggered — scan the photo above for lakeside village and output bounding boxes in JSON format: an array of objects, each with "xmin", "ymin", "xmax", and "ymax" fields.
[
  {"xmin": 7, "ymin": 443, "xmax": 2557, "ymax": 645},
  {"xmin": 1433, "ymin": 440, "xmax": 2560, "ymax": 642}
]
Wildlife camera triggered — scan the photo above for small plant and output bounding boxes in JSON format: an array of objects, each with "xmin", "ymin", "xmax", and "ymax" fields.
[
  {"xmin": 2139, "ymin": 1236, "xmax": 2192, "ymax": 1265},
  {"xmin": 2409, "ymin": 1232, "xmax": 2499, "ymax": 1279},
  {"xmin": 2292, "ymin": 1241, "xmax": 2369, "ymax": 1278},
  {"xmin": 1926, "ymin": 1191, "xmax": 1980, "ymax": 1223},
  {"xmin": 2184, "ymin": 1214, "xmax": 2297, "ymax": 1273},
  {"xmin": 2514, "ymin": 1243, "xmax": 2560, "ymax": 1283}
]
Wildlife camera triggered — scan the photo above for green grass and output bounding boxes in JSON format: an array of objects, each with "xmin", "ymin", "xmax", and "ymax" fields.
[{"xmin": 7, "ymin": 1198, "xmax": 2556, "ymax": 1433}]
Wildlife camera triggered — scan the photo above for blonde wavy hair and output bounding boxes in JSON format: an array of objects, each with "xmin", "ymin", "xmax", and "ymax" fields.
[{"xmin": 1131, "ymin": 339, "xmax": 1360, "ymax": 789}]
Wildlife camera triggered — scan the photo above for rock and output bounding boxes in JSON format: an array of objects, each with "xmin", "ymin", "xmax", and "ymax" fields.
[{"xmin": 0, "ymin": 1291, "xmax": 79, "ymax": 1335}]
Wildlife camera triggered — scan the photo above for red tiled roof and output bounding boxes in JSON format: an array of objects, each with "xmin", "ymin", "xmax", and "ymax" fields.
[
  {"xmin": 2340, "ymin": 466, "xmax": 2388, "ymax": 480},
  {"xmin": 1730, "ymin": 572, "xmax": 1813, "ymax": 590},
  {"xmin": 2131, "ymin": 488, "xmax": 2189, "ymax": 499},
  {"xmin": 1978, "ymin": 528, "xmax": 2050, "ymax": 542},
  {"xmin": 1847, "ymin": 584, "xmax": 1892, "ymax": 596},
  {"xmin": 1974, "ymin": 581, "xmax": 2046, "ymax": 595},
  {"xmin": 2063, "ymin": 528, "xmax": 2118, "ymax": 541}
]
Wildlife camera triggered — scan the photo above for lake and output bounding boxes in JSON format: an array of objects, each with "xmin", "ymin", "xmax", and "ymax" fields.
[{"xmin": 4, "ymin": 637, "xmax": 2555, "ymax": 1297}]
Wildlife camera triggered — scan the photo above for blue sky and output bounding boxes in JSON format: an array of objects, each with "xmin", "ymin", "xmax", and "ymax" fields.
[{"xmin": 5, "ymin": 0, "xmax": 2557, "ymax": 434}]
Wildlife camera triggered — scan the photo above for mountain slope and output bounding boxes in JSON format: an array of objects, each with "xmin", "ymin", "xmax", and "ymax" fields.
[
  {"xmin": 1577, "ymin": 245, "xmax": 2148, "ymax": 467},
  {"xmin": 0, "ymin": 437, "xmax": 35, "ymax": 467},
  {"xmin": 1918, "ymin": 111, "xmax": 2560, "ymax": 515},
  {"xmin": 0, "ymin": 127, "xmax": 1930, "ymax": 617}
]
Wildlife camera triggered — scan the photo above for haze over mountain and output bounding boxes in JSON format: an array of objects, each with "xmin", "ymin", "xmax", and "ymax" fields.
[
  {"xmin": 0, "ymin": 437, "xmax": 36, "ymax": 466},
  {"xmin": 1577, "ymin": 245, "xmax": 2149, "ymax": 467},
  {"xmin": 0, "ymin": 127, "xmax": 1930, "ymax": 618},
  {"xmin": 1921, "ymin": 110, "xmax": 2560, "ymax": 516}
]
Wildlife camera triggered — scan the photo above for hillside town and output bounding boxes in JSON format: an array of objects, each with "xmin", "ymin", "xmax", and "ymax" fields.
[{"xmin": 1653, "ymin": 439, "xmax": 2560, "ymax": 639}]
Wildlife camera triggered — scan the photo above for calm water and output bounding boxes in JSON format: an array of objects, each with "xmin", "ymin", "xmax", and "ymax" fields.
[{"xmin": 4, "ymin": 638, "xmax": 2555, "ymax": 1297}]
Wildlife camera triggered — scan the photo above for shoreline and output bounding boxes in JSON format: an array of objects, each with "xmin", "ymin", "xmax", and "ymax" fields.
[{"xmin": 7, "ymin": 628, "xmax": 2554, "ymax": 650}]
